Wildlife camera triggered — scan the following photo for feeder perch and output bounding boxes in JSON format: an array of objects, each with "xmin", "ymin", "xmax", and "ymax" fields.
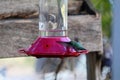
[{"xmin": 19, "ymin": 0, "xmax": 88, "ymax": 58}]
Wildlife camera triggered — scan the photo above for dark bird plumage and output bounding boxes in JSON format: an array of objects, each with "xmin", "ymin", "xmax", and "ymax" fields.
[{"xmin": 57, "ymin": 40, "xmax": 86, "ymax": 52}]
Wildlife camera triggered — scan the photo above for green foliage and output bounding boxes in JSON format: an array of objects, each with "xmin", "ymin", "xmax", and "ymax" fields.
[{"xmin": 91, "ymin": 0, "xmax": 112, "ymax": 38}]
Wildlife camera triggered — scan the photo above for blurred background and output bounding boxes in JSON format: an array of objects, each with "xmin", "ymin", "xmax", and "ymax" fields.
[
  {"xmin": 0, "ymin": 0, "xmax": 112, "ymax": 80},
  {"xmin": 0, "ymin": 57, "xmax": 36, "ymax": 80},
  {"xmin": 0, "ymin": 56, "xmax": 87, "ymax": 80}
]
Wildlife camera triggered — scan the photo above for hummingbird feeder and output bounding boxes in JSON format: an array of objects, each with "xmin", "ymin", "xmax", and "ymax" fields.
[{"xmin": 19, "ymin": 0, "xmax": 88, "ymax": 58}]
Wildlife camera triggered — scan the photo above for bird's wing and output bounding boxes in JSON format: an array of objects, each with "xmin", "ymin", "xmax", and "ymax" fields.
[{"xmin": 56, "ymin": 41, "xmax": 71, "ymax": 47}]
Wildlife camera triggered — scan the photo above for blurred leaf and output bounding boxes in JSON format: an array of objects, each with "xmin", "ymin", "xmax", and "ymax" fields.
[{"xmin": 91, "ymin": 0, "xmax": 112, "ymax": 38}]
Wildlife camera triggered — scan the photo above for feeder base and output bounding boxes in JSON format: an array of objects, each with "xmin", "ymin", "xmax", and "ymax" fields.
[{"xmin": 19, "ymin": 37, "xmax": 88, "ymax": 58}]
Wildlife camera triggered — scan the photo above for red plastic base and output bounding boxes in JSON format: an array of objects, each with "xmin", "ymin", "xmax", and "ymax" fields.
[{"xmin": 19, "ymin": 37, "xmax": 88, "ymax": 58}]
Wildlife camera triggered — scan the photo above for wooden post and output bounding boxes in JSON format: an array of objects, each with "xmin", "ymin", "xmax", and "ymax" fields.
[
  {"xmin": 86, "ymin": 52, "xmax": 96, "ymax": 80},
  {"xmin": 86, "ymin": 52, "xmax": 102, "ymax": 80}
]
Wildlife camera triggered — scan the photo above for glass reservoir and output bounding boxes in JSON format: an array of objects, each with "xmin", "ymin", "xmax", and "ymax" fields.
[
  {"xmin": 39, "ymin": 0, "xmax": 68, "ymax": 37},
  {"xmin": 19, "ymin": 0, "xmax": 88, "ymax": 58}
]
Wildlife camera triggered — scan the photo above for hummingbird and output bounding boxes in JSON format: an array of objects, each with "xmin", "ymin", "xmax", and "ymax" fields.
[{"xmin": 57, "ymin": 38, "xmax": 87, "ymax": 52}]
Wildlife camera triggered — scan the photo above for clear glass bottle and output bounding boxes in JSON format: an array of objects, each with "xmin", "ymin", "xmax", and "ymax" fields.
[{"xmin": 39, "ymin": 0, "xmax": 68, "ymax": 37}]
